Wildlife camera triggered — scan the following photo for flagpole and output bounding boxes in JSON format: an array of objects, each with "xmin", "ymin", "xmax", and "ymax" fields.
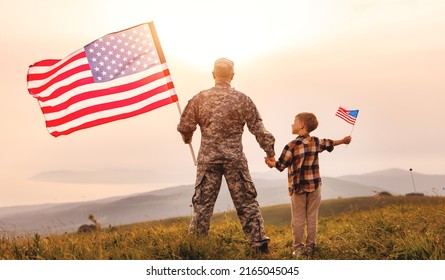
[
  {"xmin": 176, "ymin": 101, "xmax": 197, "ymax": 166},
  {"xmin": 149, "ymin": 22, "xmax": 196, "ymax": 165},
  {"xmin": 345, "ymin": 124, "xmax": 355, "ymax": 148},
  {"xmin": 349, "ymin": 124, "xmax": 356, "ymax": 136}
]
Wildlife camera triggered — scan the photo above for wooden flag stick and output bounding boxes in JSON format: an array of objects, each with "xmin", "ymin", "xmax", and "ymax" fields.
[
  {"xmin": 350, "ymin": 123, "xmax": 356, "ymax": 136},
  {"xmin": 345, "ymin": 124, "xmax": 355, "ymax": 149},
  {"xmin": 176, "ymin": 101, "xmax": 197, "ymax": 166}
]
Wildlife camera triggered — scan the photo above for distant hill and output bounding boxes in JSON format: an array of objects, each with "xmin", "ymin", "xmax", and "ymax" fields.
[
  {"xmin": 338, "ymin": 168, "xmax": 445, "ymax": 196},
  {"xmin": 1, "ymin": 168, "xmax": 442, "ymax": 236},
  {"xmin": 0, "ymin": 177, "xmax": 375, "ymax": 235}
]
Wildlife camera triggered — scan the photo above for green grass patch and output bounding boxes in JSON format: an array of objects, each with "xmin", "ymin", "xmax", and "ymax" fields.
[{"xmin": 1, "ymin": 196, "xmax": 444, "ymax": 260}]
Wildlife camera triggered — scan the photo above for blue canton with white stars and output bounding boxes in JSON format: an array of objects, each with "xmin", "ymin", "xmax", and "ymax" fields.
[{"xmin": 84, "ymin": 24, "xmax": 160, "ymax": 83}]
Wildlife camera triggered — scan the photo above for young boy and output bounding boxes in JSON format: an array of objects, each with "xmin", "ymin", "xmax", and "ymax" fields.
[{"xmin": 265, "ymin": 112, "xmax": 351, "ymax": 257}]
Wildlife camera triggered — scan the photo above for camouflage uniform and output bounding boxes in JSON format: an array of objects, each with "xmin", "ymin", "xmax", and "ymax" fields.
[{"xmin": 177, "ymin": 81, "xmax": 275, "ymax": 247}]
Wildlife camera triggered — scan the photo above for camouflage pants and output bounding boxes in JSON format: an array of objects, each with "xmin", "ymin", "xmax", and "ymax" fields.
[{"xmin": 189, "ymin": 162, "xmax": 269, "ymax": 246}]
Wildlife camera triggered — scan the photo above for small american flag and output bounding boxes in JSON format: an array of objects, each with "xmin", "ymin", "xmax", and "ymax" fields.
[
  {"xmin": 27, "ymin": 22, "xmax": 178, "ymax": 137},
  {"xmin": 335, "ymin": 106, "xmax": 359, "ymax": 125}
]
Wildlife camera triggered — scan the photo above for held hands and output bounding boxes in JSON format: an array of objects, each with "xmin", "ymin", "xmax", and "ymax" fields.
[{"xmin": 264, "ymin": 156, "xmax": 276, "ymax": 168}]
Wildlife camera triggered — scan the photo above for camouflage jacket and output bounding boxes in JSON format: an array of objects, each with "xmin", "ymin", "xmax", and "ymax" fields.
[{"xmin": 177, "ymin": 82, "xmax": 275, "ymax": 164}]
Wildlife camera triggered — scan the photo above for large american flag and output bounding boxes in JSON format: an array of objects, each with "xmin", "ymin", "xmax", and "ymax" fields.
[
  {"xmin": 27, "ymin": 22, "xmax": 178, "ymax": 137},
  {"xmin": 335, "ymin": 106, "xmax": 359, "ymax": 125}
]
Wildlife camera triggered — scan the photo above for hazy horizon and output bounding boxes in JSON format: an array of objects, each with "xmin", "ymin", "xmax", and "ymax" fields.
[{"xmin": 1, "ymin": 166, "xmax": 441, "ymax": 208}]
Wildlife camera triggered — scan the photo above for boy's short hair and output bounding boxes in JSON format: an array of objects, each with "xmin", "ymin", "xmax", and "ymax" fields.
[{"xmin": 297, "ymin": 112, "xmax": 318, "ymax": 132}]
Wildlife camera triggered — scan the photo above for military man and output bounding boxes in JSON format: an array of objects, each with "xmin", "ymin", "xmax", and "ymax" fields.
[{"xmin": 177, "ymin": 58, "xmax": 275, "ymax": 253}]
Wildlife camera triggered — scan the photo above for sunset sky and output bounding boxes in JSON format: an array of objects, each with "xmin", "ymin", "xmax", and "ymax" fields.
[{"xmin": 1, "ymin": 0, "xmax": 445, "ymax": 207}]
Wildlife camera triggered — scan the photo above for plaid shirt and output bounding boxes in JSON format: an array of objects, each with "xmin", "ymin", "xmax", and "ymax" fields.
[{"xmin": 275, "ymin": 135, "xmax": 334, "ymax": 195}]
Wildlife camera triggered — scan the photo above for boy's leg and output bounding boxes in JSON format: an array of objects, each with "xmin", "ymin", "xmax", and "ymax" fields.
[
  {"xmin": 291, "ymin": 192, "xmax": 307, "ymax": 250},
  {"xmin": 305, "ymin": 186, "xmax": 321, "ymax": 248},
  {"xmin": 225, "ymin": 162, "xmax": 269, "ymax": 249},
  {"xmin": 189, "ymin": 163, "xmax": 223, "ymax": 235}
]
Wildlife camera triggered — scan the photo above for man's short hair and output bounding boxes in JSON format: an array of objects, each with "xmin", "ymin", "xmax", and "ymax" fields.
[{"xmin": 213, "ymin": 58, "xmax": 234, "ymax": 78}]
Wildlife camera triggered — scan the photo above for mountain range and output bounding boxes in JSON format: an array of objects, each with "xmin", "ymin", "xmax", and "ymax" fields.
[
  {"xmin": 338, "ymin": 168, "xmax": 445, "ymax": 195},
  {"xmin": 0, "ymin": 168, "xmax": 443, "ymax": 236}
]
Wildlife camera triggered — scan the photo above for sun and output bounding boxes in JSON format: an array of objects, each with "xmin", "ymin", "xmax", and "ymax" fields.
[
  {"xmin": 157, "ymin": 19, "xmax": 271, "ymax": 68},
  {"xmin": 102, "ymin": 1, "xmax": 323, "ymax": 70},
  {"xmin": 151, "ymin": 1, "xmax": 321, "ymax": 69}
]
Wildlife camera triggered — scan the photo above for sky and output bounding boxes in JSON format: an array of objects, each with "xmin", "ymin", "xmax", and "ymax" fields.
[{"xmin": 1, "ymin": 0, "xmax": 445, "ymax": 207}]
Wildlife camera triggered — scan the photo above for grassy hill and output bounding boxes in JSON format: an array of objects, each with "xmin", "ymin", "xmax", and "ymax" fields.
[{"xmin": 1, "ymin": 196, "xmax": 444, "ymax": 260}]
